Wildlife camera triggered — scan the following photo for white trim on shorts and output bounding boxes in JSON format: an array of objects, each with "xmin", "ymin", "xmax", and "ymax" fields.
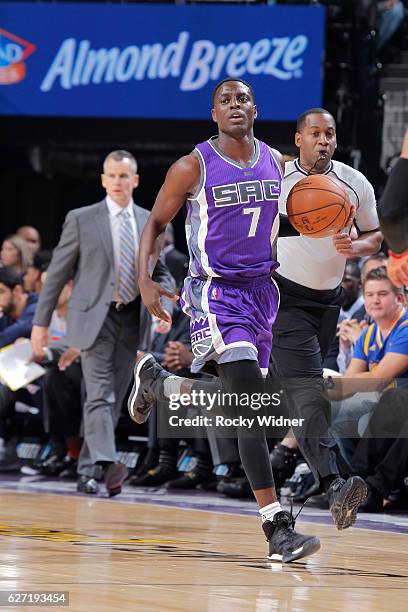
[{"xmin": 270, "ymin": 275, "xmax": 281, "ymax": 311}]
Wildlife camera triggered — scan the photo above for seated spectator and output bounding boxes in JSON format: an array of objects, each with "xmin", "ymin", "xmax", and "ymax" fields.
[
  {"xmin": 0, "ymin": 267, "xmax": 39, "ymax": 470},
  {"xmin": 324, "ymin": 261, "xmax": 365, "ymax": 372},
  {"xmin": 23, "ymin": 251, "xmax": 52, "ymax": 295},
  {"xmin": 361, "ymin": 252, "xmax": 389, "ymax": 283},
  {"xmin": 33, "ymin": 279, "xmax": 82, "ymax": 479},
  {"xmin": 0, "ymin": 278, "xmax": 81, "ymax": 474},
  {"xmin": 353, "ymin": 387, "xmax": 408, "ymax": 511},
  {"xmin": 16, "ymin": 226, "xmax": 42, "ymax": 256},
  {"xmin": 328, "ymin": 266, "xmax": 408, "ymax": 510},
  {"xmin": 0, "ymin": 234, "xmax": 32, "ymax": 275},
  {"xmin": 0, "ymin": 266, "xmax": 38, "ymax": 348},
  {"xmin": 336, "ymin": 254, "xmax": 388, "ymax": 373}
]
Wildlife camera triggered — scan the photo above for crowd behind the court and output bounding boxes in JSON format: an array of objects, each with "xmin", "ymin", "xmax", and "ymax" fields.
[{"xmin": 0, "ymin": 225, "xmax": 407, "ymax": 514}]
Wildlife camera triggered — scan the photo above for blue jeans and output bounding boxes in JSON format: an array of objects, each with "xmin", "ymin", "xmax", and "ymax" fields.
[{"xmin": 330, "ymin": 396, "xmax": 377, "ymax": 464}]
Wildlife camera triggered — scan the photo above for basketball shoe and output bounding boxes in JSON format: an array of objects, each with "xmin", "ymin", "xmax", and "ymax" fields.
[
  {"xmin": 128, "ymin": 354, "xmax": 171, "ymax": 424},
  {"xmin": 327, "ymin": 476, "xmax": 368, "ymax": 530},
  {"xmin": 262, "ymin": 510, "xmax": 320, "ymax": 563}
]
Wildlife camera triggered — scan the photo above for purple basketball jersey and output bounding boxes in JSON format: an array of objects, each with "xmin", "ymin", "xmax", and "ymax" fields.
[{"xmin": 185, "ymin": 137, "xmax": 282, "ymax": 281}]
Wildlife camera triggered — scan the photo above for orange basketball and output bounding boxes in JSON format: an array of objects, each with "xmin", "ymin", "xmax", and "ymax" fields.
[{"xmin": 286, "ymin": 174, "xmax": 351, "ymax": 238}]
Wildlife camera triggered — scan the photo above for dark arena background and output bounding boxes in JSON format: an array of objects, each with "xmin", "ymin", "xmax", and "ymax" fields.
[{"xmin": 0, "ymin": 1, "xmax": 407, "ymax": 611}]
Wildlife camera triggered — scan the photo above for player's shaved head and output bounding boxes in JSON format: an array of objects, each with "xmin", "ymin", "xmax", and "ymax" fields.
[
  {"xmin": 296, "ymin": 108, "xmax": 336, "ymax": 132},
  {"xmin": 212, "ymin": 78, "xmax": 255, "ymax": 106}
]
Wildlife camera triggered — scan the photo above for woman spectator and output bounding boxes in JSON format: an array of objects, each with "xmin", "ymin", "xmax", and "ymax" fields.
[{"xmin": 0, "ymin": 234, "xmax": 32, "ymax": 275}]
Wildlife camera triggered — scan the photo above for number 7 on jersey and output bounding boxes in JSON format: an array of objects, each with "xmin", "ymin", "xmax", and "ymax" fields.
[{"xmin": 243, "ymin": 207, "xmax": 261, "ymax": 237}]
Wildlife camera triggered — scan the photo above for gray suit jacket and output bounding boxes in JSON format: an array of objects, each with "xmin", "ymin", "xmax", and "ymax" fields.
[{"xmin": 33, "ymin": 199, "xmax": 175, "ymax": 350}]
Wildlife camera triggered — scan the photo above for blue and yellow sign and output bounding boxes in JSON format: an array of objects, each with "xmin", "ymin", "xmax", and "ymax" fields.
[{"xmin": 0, "ymin": 2, "xmax": 325, "ymax": 120}]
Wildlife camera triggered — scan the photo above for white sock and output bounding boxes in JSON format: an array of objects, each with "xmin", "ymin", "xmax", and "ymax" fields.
[
  {"xmin": 259, "ymin": 501, "xmax": 283, "ymax": 523},
  {"xmin": 163, "ymin": 376, "xmax": 183, "ymax": 398}
]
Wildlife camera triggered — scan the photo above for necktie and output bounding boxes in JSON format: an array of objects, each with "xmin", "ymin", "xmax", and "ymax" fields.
[{"xmin": 118, "ymin": 210, "xmax": 137, "ymax": 303}]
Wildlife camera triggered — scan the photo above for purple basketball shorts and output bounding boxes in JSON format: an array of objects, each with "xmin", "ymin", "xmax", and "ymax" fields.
[{"xmin": 180, "ymin": 275, "xmax": 280, "ymax": 374}]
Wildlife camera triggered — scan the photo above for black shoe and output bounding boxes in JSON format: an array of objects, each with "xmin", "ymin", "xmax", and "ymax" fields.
[
  {"xmin": 128, "ymin": 354, "xmax": 171, "ymax": 424},
  {"xmin": 104, "ymin": 463, "xmax": 128, "ymax": 497},
  {"xmin": 128, "ymin": 465, "xmax": 178, "ymax": 487},
  {"xmin": 263, "ymin": 511, "xmax": 321, "ymax": 563},
  {"xmin": 217, "ymin": 476, "xmax": 253, "ymax": 499},
  {"xmin": 270, "ymin": 443, "xmax": 299, "ymax": 490},
  {"xmin": 38, "ymin": 453, "xmax": 66, "ymax": 476},
  {"xmin": 359, "ymin": 484, "xmax": 383, "ymax": 513},
  {"xmin": 166, "ymin": 469, "xmax": 215, "ymax": 490},
  {"xmin": 327, "ymin": 476, "xmax": 368, "ymax": 530},
  {"xmin": 77, "ymin": 475, "xmax": 99, "ymax": 495}
]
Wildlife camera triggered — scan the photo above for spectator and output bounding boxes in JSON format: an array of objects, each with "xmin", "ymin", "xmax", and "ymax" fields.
[
  {"xmin": 23, "ymin": 251, "xmax": 52, "ymax": 295},
  {"xmin": 328, "ymin": 266, "xmax": 408, "ymax": 509},
  {"xmin": 0, "ymin": 235, "xmax": 32, "ymax": 275},
  {"xmin": 324, "ymin": 261, "xmax": 365, "ymax": 372},
  {"xmin": 0, "ymin": 279, "xmax": 78, "ymax": 474},
  {"xmin": 0, "ymin": 266, "xmax": 38, "ymax": 348},
  {"xmin": 33, "ymin": 278, "xmax": 82, "ymax": 479},
  {"xmin": 0, "ymin": 267, "xmax": 39, "ymax": 470},
  {"xmin": 336, "ymin": 254, "xmax": 389, "ymax": 373},
  {"xmin": 16, "ymin": 226, "xmax": 42, "ymax": 255}
]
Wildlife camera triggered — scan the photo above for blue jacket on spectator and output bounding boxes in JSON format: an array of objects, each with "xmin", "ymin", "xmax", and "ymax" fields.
[{"xmin": 0, "ymin": 293, "xmax": 39, "ymax": 348}]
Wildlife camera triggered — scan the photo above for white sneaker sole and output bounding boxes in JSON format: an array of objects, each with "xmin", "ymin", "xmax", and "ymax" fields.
[{"xmin": 128, "ymin": 354, "xmax": 154, "ymax": 423}]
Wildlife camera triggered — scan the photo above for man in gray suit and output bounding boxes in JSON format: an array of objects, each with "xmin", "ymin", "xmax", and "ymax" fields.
[{"xmin": 31, "ymin": 150, "xmax": 176, "ymax": 496}]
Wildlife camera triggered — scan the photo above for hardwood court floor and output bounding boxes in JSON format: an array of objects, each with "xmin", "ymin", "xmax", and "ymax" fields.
[{"xmin": 0, "ymin": 490, "xmax": 407, "ymax": 611}]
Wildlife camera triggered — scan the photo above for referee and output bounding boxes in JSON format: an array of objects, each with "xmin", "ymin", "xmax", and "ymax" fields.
[{"xmin": 273, "ymin": 108, "xmax": 382, "ymax": 526}]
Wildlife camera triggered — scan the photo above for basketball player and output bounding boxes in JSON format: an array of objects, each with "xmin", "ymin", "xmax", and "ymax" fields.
[
  {"xmin": 378, "ymin": 127, "xmax": 408, "ymax": 287},
  {"xmin": 130, "ymin": 79, "xmax": 320, "ymax": 563},
  {"xmin": 273, "ymin": 108, "xmax": 382, "ymax": 520}
]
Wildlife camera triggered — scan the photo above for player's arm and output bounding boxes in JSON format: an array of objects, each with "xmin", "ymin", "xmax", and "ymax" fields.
[{"xmin": 138, "ymin": 154, "xmax": 200, "ymax": 321}]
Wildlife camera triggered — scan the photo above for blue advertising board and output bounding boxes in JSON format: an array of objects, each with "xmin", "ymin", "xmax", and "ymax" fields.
[{"xmin": 0, "ymin": 3, "xmax": 325, "ymax": 120}]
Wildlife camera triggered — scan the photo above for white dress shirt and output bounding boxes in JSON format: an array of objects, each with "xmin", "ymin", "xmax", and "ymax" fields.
[{"xmin": 106, "ymin": 196, "xmax": 139, "ymax": 302}]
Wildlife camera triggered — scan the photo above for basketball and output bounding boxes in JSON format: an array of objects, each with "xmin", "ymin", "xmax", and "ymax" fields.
[{"xmin": 286, "ymin": 174, "xmax": 352, "ymax": 238}]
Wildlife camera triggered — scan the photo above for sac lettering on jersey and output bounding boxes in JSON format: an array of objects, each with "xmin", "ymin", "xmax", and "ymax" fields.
[
  {"xmin": 212, "ymin": 180, "xmax": 279, "ymax": 207},
  {"xmin": 185, "ymin": 137, "xmax": 282, "ymax": 280}
]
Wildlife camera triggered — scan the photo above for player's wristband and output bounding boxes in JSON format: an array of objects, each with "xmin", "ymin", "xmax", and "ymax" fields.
[{"xmin": 389, "ymin": 247, "xmax": 408, "ymax": 260}]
